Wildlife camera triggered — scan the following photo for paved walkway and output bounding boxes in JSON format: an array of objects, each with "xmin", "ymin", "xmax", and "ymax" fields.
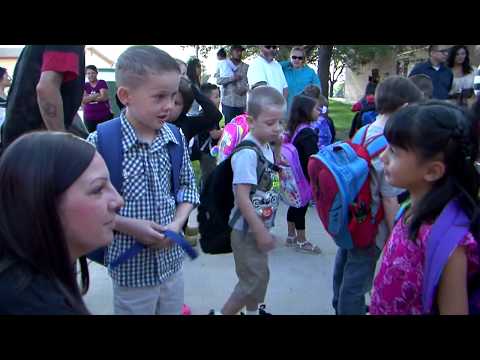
[{"xmin": 83, "ymin": 202, "xmax": 339, "ymax": 315}]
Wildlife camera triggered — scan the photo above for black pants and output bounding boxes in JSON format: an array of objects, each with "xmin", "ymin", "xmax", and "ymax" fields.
[
  {"xmin": 84, "ymin": 113, "xmax": 114, "ymax": 133},
  {"xmin": 287, "ymin": 204, "xmax": 309, "ymax": 230},
  {"xmin": 222, "ymin": 104, "xmax": 245, "ymax": 124}
]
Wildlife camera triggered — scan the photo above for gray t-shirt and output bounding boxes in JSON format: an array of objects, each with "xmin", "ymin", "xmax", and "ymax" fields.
[
  {"xmin": 366, "ymin": 124, "xmax": 404, "ymax": 249},
  {"xmin": 229, "ymin": 133, "xmax": 280, "ymax": 231}
]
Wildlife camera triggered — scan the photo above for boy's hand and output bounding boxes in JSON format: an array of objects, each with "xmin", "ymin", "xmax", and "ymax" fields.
[
  {"xmin": 128, "ymin": 219, "xmax": 172, "ymax": 249},
  {"xmin": 256, "ymin": 229, "xmax": 276, "ymax": 253},
  {"xmin": 152, "ymin": 222, "xmax": 183, "ymax": 249}
]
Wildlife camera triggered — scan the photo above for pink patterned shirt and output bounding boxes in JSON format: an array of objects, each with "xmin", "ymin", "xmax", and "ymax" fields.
[{"xmin": 370, "ymin": 216, "xmax": 480, "ymax": 315}]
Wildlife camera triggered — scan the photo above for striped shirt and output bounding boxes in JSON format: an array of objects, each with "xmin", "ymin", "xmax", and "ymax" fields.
[{"xmin": 87, "ymin": 113, "xmax": 199, "ymax": 287}]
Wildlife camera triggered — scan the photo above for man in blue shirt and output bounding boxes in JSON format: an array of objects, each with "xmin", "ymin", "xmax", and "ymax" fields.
[
  {"xmin": 281, "ymin": 47, "xmax": 321, "ymax": 110},
  {"xmin": 409, "ymin": 45, "xmax": 453, "ymax": 100}
]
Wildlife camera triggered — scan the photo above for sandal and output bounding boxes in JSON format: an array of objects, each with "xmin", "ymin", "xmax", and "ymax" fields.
[
  {"xmin": 286, "ymin": 235, "xmax": 296, "ymax": 247},
  {"xmin": 295, "ymin": 240, "xmax": 322, "ymax": 254}
]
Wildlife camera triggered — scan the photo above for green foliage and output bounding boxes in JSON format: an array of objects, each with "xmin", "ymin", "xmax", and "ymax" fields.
[{"xmin": 328, "ymin": 99, "xmax": 353, "ymax": 140}]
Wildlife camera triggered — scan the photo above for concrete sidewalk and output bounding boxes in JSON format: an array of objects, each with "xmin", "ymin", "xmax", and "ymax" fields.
[{"xmin": 83, "ymin": 202, "xmax": 338, "ymax": 315}]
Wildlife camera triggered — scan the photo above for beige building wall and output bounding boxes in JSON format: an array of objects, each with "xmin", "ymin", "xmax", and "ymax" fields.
[{"xmin": 344, "ymin": 52, "xmax": 397, "ymax": 102}]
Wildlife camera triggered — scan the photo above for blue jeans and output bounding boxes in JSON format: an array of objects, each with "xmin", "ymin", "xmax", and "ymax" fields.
[
  {"xmin": 332, "ymin": 245, "xmax": 381, "ymax": 315},
  {"xmin": 222, "ymin": 104, "xmax": 245, "ymax": 123}
]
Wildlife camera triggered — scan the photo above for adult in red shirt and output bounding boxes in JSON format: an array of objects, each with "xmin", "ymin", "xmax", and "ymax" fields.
[{"xmin": 1, "ymin": 45, "xmax": 85, "ymax": 150}]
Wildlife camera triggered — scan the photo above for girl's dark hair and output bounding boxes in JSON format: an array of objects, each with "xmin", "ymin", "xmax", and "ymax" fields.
[
  {"xmin": 178, "ymin": 77, "xmax": 195, "ymax": 116},
  {"xmin": 186, "ymin": 57, "xmax": 201, "ymax": 86},
  {"xmin": 0, "ymin": 132, "xmax": 96, "ymax": 314},
  {"xmin": 287, "ymin": 95, "xmax": 317, "ymax": 136},
  {"xmin": 86, "ymin": 65, "xmax": 98, "ymax": 73},
  {"xmin": 447, "ymin": 45, "xmax": 473, "ymax": 75},
  {"xmin": 385, "ymin": 100, "xmax": 480, "ymax": 241}
]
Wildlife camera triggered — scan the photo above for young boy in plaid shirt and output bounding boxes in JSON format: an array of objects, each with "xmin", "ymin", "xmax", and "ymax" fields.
[{"xmin": 87, "ymin": 46, "xmax": 199, "ymax": 315}]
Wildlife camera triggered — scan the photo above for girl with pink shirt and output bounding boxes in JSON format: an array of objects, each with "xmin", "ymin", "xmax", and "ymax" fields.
[{"xmin": 370, "ymin": 101, "xmax": 480, "ymax": 315}]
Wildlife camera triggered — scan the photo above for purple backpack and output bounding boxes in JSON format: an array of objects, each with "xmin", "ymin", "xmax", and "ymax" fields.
[
  {"xmin": 279, "ymin": 124, "xmax": 312, "ymax": 208},
  {"xmin": 414, "ymin": 198, "xmax": 480, "ymax": 314}
]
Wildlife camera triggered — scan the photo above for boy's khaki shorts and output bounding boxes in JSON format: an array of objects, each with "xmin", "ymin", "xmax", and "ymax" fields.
[{"xmin": 231, "ymin": 229, "xmax": 270, "ymax": 304}]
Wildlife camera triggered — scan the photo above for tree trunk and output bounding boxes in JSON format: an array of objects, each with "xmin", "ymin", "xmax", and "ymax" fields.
[
  {"xmin": 329, "ymin": 81, "xmax": 336, "ymax": 98},
  {"xmin": 317, "ymin": 45, "xmax": 333, "ymax": 99}
]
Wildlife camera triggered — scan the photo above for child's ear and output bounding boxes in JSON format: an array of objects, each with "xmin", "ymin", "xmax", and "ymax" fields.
[
  {"xmin": 424, "ymin": 160, "xmax": 446, "ymax": 183},
  {"xmin": 117, "ymin": 87, "xmax": 130, "ymax": 106}
]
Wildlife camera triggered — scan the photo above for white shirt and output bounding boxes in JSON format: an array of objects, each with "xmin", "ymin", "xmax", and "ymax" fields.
[
  {"xmin": 247, "ymin": 56, "xmax": 288, "ymax": 95},
  {"xmin": 217, "ymin": 59, "xmax": 236, "ymax": 78}
]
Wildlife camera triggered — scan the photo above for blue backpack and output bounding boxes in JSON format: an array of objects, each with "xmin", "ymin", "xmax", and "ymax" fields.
[
  {"xmin": 308, "ymin": 124, "xmax": 387, "ymax": 249},
  {"xmin": 394, "ymin": 198, "xmax": 480, "ymax": 314},
  {"xmin": 86, "ymin": 117, "xmax": 184, "ymax": 268}
]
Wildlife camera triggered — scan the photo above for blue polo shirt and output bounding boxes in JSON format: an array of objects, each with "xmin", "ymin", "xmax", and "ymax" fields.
[
  {"xmin": 409, "ymin": 60, "xmax": 453, "ymax": 100},
  {"xmin": 280, "ymin": 61, "xmax": 321, "ymax": 110}
]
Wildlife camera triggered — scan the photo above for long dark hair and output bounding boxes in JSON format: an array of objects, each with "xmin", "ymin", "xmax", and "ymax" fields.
[
  {"xmin": 384, "ymin": 100, "xmax": 480, "ymax": 241},
  {"xmin": 447, "ymin": 45, "xmax": 473, "ymax": 75},
  {"xmin": 178, "ymin": 77, "xmax": 195, "ymax": 116},
  {"xmin": 186, "ymin": 57, "xmax": 201, "ymax": 86},
  {"xmin": 287, "ymin": 95, "xmax": 317, "ymax": 137},
  {"xmin": 0, "ymin": 132, "xmax": 96, "ymax": 314}
]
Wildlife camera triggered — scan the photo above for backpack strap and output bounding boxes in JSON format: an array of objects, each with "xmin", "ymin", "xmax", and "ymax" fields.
[
  {"xmin": 86, "ymin": 118, "xmax": 123, "ymax": 266},
  {"xmin": 97, "ymin": 117, "xmax": 123, "ymax": 193},
  {"xmin": 394, "ymin": 199, "xmax": 411, "ymax": 225},
  {"xmin": 351, "ymin": 124, "xmax": 369, "ymax": 146},
  {"xmin": 422, "ymin": 198, "xmax": 471, "ymax": 314},
  {"xmin": 290, "ymin": 124, "xmax": 310, "ymax": 144},
  {"xmin": 165, "ymin": 123, "xmax": 184, "ymax": 201},
  {"xmin": 229, "ymin": 139, "xmax": 279, "ymax": 233},
  {"xmin": 352, "ymin": 124, "xmax": 387, "ymax": 159}
]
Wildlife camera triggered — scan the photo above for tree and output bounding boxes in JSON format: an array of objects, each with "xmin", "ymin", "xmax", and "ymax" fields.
[
  {"xmin": 182, "ymin": 45, "xmax": 422, "ymax": 99},
  {"xmin": 316, "ymin": 46, "xmax": 333, "ymax": 97}
]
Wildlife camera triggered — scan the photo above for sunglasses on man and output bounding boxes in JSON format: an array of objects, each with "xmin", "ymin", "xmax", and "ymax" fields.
[
  {"xmin": 291, "ymin": 55, "xmax": 304, "ymax": 60},
  {"xmin": 264, "ymin": 46, "xmax": 278, "ymax": 50}
]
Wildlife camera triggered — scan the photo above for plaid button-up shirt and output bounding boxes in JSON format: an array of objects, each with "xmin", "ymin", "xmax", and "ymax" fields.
[{"xmin": 87, "ymin": 113, "xmax": 200, "ymax": 287}]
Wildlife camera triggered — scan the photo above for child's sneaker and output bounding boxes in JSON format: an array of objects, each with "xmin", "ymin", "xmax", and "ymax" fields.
[
  {"xmin": 208, "ymin": 309, "xmax": 223, "ymax": 315},
  {"xmin": 258, "ymin": 304, "xmax": 272, "ymax": 315}
]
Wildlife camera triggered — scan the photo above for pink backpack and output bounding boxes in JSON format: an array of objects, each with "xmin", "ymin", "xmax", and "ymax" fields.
[
  {"xmin": 279, "ymin": 124, "xmax": 312, "ymax": 208},
  {"xmin": 211, "ymin": 113, "xmax": 249, "ymax": 164}
]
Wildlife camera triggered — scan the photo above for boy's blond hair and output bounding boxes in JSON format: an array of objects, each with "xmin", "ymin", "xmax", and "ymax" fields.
[
  {"xmin": 116, "ymin": 46, "xmax": 179, "ymax": 89},
  {"xmin": 247, "ymin": 86, "xmax": 286, "ymax": 119}
]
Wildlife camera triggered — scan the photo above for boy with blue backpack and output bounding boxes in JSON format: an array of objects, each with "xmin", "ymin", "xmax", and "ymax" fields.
[
  {"xmin": 309, "ymin": 76, "xmax": 423, "ymax": 314},
  {"xmin": 86, "ymin": 46, "xmax": 199, "ymax": 315}
]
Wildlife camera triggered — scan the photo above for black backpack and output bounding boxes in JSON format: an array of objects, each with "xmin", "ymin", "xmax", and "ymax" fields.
[{"xmin": 197, "ymin": 140, "xmax": 278, "ymax": 254}]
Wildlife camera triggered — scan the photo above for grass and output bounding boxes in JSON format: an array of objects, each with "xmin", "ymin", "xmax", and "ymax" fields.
[{"xmin": 328, "ymin": 99, "xmax": 354, "ymax": 141}]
